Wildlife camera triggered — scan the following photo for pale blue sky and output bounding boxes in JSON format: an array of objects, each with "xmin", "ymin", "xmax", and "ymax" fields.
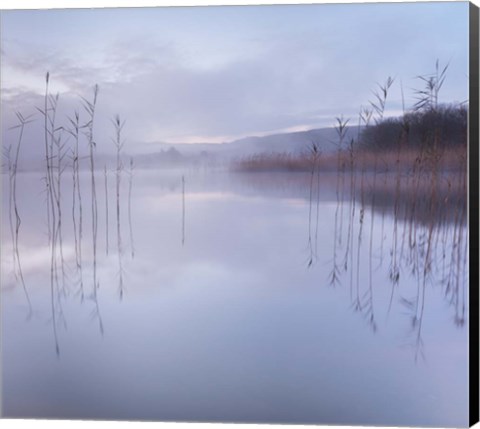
[{"xmin": 0, "ymin": 2, "xmax": 470, "ymax": 153}]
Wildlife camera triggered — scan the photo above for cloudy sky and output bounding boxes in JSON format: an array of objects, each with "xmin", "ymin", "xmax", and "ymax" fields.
[{"xmin": 1, "ymin": 1, "xmax": 470, "ymax": 156}]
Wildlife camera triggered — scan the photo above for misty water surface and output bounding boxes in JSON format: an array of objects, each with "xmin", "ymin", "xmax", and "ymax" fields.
[{"xmin": 1, "ymin": 169, "xmax": 468, "ymax": 426}]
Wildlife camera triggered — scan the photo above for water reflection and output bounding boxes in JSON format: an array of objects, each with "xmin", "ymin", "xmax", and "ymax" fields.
[
  {"xmin": 3, "ymin": 114, "xmax": 33, "ymax": 317},
  {"xmin": 2, "ymin": 168, "xmax": 468, "ymax": 352},
  {"xmin": 309, "ymin": 161, "xmax": 466, "ymax": 362},
  {"xmin": 128, "ymin": 157, "xmax": 135, "ymax": 258},
  {"xmin": 1, "ymin": 167, "xmax": 468, "ymax": 425}
]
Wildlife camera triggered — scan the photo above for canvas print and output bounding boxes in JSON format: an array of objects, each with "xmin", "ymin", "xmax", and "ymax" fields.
[{"xmin": 0, "ymin": 1, "xmax": 477, "ymax": 427}]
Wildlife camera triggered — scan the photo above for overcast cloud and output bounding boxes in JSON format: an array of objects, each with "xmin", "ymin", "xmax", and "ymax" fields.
[{"xmin": 0, "ymin": 2, "xmax": 469, "ymax": 158}]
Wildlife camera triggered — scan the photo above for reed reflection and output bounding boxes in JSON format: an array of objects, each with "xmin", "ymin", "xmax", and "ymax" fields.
[{"xmin": 297, "ymin": 65, "xmax": 468, "ymax": 359}]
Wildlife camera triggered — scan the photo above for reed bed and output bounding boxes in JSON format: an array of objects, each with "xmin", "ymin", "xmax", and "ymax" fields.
[
  {"xmin": 2, "ymin": 73, "xmax": 137, "ymax": 354},
  {"xmin": 232, "ymin": 62, "xmax": 468, "ymax": 358},
  {"xmin": 232, "ymin": 146, "xmax": 466, "ymax": 174}
]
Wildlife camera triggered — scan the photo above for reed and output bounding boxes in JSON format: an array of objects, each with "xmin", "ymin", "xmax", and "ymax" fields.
[
  {"xmin": 128, "ymin": 158, "xmax": 135, "ymax": 257},
  {"xmin": 328, "ymin": 118, "xmax": 349, "ymax": 285},
  {"xmin": 54, "ymin": 124, "xmax": 68, "ymax": 293},
  {"xmin": 68, "ymin": 112, "xmax": 80, "ymax": 268},
  {"xmin": 306, "ymin": 141, "xmax": 320, "ymax": 267},
  {"xmin": 2, "ymin": 145, "xmax": 15, "ymax": 270},
  {"xmin": 5, "ymin": 72, "xmax": 145, "ymax": 351},
  {"xmin": 367, "ymin": 77, "xmax": 393, "ymax": 319},
  {"xmin": 181, "ymin": 174, "xmax": 185, "ymax": 247},
  {"xmin": 81, "ymin": 84, "xmax": 100, "ymax": 294},
  {"xmin": 112, "ymin": 114, "xmax": 125, "ymax": 299},
  {"xmin": 79, "ymin": 85, "xmax": 105, "ymax": 336},
  {"xmin": 314, "ymin": 143, "xmax": 322, "ymax": 257},
  {"xmin": 67, "ymin": 111, "xmax": 84, "ymax": 300},
  {"xmin": 335, "ymin": 116, "xmax": 349, "ymax": 247},
  {"xmin": 104, "ymin": 165, "xmax": 109, "ymax": 255},
  {"xmin": 7, "ymin": 113, "xmax": 34, "ymax": 316},
  {"xmin": 39, "ymin": 72, "xmax": 53, "ymax": 244},
  {"xmin": 38, "ymin": 72, "xmax": 61, "ymax": 355}
]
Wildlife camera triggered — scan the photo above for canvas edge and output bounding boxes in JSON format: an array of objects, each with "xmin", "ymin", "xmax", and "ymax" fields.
[{"xmin": 469, "ymin": 1, "xmax": 480, "ymax": 427}]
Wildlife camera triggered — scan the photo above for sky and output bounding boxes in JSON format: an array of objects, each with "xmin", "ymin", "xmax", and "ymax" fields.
[{"xmin": 0, "ymin": 1, "xmax": 470, "ymax": 157}]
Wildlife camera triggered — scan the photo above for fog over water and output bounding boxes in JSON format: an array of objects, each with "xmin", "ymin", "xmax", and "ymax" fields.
[{"xmin": 1, "ymin": 169, "xmax": 468, "ymax": 426}]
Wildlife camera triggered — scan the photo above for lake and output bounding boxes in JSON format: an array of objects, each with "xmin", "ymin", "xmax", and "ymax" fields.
[{"xmin": 1, "ymin": 169, "xmax": 469, "ymax": 427}]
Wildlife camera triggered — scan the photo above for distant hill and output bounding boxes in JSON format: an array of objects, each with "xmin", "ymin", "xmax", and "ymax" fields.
[
  {"xmin": 134, "ymin": 126, "xmax": 360, "ymax": 168},
  {"xmin": 228, "ymin": 126, "xmax": 359, "ymax": 156}
]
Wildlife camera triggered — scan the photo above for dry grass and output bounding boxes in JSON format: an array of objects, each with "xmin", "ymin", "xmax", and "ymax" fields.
[{"xmin": 232, "ymin": 146, "xmax": 466, "ymax": 174}]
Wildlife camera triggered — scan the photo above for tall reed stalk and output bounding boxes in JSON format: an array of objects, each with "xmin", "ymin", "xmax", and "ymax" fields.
[
  {"xmin": 329, "ymin": 118, "xmax": 349, "ymax": 285},
  {"xmin": 112, "ymin": 114, "xmax": 125, "ymax": 299},
  {"xmin": 54, "ymin": 127, "xmax": 68, "ymax": 293},
  {"xmin": 38, "ymin": 72, "xmax": 61, "ymax": 355},
  {"xmin": 104, "ymin": 165, "xmax": 109, "ymax": 255},
  {"xmin": 8, "ymin": 113, "xmax": 34, "ymax": 315},
  {"xmin": 3, "ymin": 145, "xmax": 15, "ymax": 271},
  {"xmin": 81, "ymin": 85, "xmax": 104, "ymax": 335},
  {"xmin": 81, "ymin": 85, "xmax": 100, "ymax": 294},
  {"xmin": 128, "ymin": 158, "xmax": 135, "ymax": 257},
  {"xmin": 306, "ymin": 142, "xmax": 319, "ymax": 267},
  {"xmin": 367, "ymin": 77, "xmax": 393, "ymax": 320},
  {"xmin": 67, "ymin": 111, "xmax": 84, "ymax": 300}
]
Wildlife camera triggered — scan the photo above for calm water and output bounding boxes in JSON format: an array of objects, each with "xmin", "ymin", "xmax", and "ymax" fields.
[{"xmin": 1, "ymin": 169, "xmax": 469, "ymax": 426}]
